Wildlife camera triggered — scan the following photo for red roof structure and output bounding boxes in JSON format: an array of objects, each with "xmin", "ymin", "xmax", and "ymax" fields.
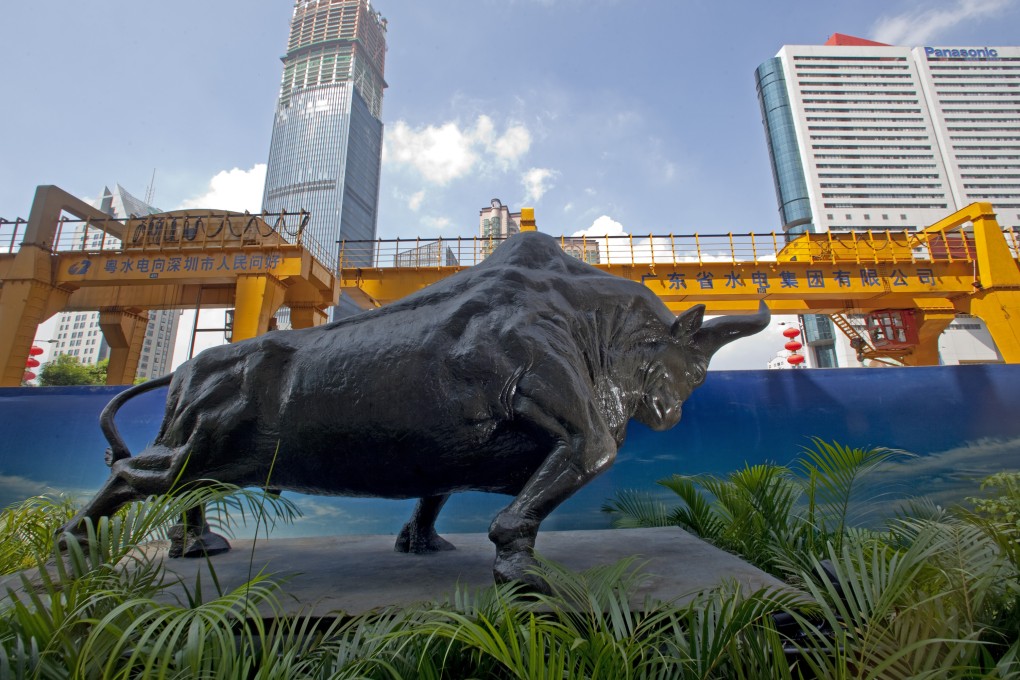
[{"xmin": 824, "ymin": 33, "xmax": 891, "ymax": 47}]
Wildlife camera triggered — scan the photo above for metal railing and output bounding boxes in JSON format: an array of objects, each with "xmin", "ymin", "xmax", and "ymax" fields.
[
  {"xmin": 338, "ymin": 227, "xmax": 1020, "ymax": 271},
  {"xmin": 5, "ymin": 217, "xmax": 1019, "ymax": 269}
]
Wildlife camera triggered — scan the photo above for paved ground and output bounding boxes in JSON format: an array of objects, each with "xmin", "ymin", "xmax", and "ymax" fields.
[{"xmin": 135, "ymin": 527, "xmax": 793, "ymax": 616}]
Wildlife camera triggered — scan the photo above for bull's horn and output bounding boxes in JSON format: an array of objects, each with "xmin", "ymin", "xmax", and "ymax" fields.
[{"xmin": 691, "ymin": 300, "xmax": 771, "ymax": 357}]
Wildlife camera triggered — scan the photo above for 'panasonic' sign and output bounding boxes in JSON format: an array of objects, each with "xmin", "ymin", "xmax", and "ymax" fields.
[{"xmin": 925, "ymin": 46, "xmax": 999, "ymax": 59}]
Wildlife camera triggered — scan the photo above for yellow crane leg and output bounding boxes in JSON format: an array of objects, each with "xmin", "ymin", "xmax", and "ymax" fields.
[
  {"xmin": 967, "ymin": 291, "xmax": 1020, "ymax": 363},
  {"xmin": 956, "ymin": 204, "xmax": 1020, "ymax": 362},
  {"xmin": 288, "ymin": 304, "xmax": 328, "ymax": 330},
  {"xmin": 99, "ymin": 310, "xmax": 148, "ymax": 385},
  {"xmin": 232, "ymin": 274, "xmax": 286, "ymax": 342},
  {"xmin": 902, "ymin": 308, "xmax": 955, "ymax": 366},
  {"xmin": 0, "ymin": 279, "xmax": 69, "ymax": 386}
]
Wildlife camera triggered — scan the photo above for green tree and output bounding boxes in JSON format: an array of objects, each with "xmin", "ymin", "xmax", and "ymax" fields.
[{"xmin": 37, "ymin": 355, "xmax": 108, "ymax": 386}]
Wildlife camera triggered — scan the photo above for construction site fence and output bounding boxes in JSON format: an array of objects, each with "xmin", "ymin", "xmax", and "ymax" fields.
[{"xmin": 338, "ymin": 227, "xmax": 1020, "ymax": 270}]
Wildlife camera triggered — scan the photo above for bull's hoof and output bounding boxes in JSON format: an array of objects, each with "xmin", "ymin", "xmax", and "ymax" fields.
[
  {"xmin": 167, "ymin": 524, "xmax": 231, "ymax": 558},
  {"xmin": 394, "ymin": 526, "xmax": 455, "ymax": 554},
  {"xmin": 492, "ymin": 551, "xmax": 549, "ymax": 594}
]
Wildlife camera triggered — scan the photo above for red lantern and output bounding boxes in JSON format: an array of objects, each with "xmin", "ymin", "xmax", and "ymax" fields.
[
  {"xmin": 23, "ymin": 371, "xmax": 36, "ymax": 381},
  {"xmin": 787, "ymin": 354, "xmax": 805, "ymax": 366},
  {"xmin": 29, "ymin": 346, "xmax": 44, "ymax": 356},
  {"xmin": 25, "ymin": 357, "xmax": 40, "ymax": 368},
  {"xmin": 784, "ymin": 340, "xmax": 803, "ymax": 352},
  {"xmin": 782, "ymin": 327, "xmax": 800, "ymax": 339}
]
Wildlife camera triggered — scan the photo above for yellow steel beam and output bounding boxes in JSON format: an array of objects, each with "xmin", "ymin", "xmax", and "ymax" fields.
[
  {"xmin": 232, "ymin": 274, "xmax": 287, "ymax": 342},
  {"xmin": 937, "ymin": 203, "xmax": 1020, "ymax": 362},
  {"xmin": 340, "ymin": 259, "xmax": 977, "ymax": 315},
  {"xmin": 99, "ymin": 309, "xmax": 149, "ymax": 385}
]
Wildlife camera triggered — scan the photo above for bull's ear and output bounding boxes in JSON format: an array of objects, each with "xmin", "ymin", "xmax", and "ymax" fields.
[
  {"xmin": 692, "ymin": 300, "xmax": 771, "ymax": 358},
  {"xmin": 671, "ymin": 304, "xmax": 706, "ymax": 340}
]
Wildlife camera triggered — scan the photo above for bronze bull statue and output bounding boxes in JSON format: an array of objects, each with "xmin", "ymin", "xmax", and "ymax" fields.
[{"xmin": 61, "ymin": 231, "xmax": 769, "ymax": 588}]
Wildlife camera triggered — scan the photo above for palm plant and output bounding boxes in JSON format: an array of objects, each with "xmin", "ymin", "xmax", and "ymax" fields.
[
  {"xmin": 602, "ymin": 439, "xmax": 910, "ymax": 578},
  {"xmin": 0, "ymin": 495, "xmax": 78, "ymax": 575},
  {"xmin": 0, "ymin": 483, "xmax": 300, "ymax": 679},
  {"xmin": 372, "ymin": 556, "xmax": 809, "ymax": 680},
  {"xmin": 789, "ymin": 524, "xmax": 1018, "ymax": 680}
]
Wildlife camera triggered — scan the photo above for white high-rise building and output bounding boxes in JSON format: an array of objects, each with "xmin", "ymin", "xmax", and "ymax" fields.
[
  {"xmin": 46, "ymin": 185, "xmax": 181, "ymax": 380},
  {"xmin": 756, "ymin": 34, "xmax": 1018, "ymax": 367}
]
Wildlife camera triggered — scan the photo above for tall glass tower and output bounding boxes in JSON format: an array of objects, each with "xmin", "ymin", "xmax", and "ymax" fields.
[{"xmin": 262, "ymin": 0, "xmax": 387, "ymax": 272}]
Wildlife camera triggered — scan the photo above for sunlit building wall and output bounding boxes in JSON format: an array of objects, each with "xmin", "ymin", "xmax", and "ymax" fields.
[
  {"xmin": 262, "ymin": 0, "xmax": 388, "ymax": 276},
  {"xmin": 757, "ymin": 35, "xmax": 1018, "ymax": 367}
]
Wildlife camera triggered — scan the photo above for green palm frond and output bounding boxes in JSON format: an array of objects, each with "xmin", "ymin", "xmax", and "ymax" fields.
[
  {"xmin": 658, "ymin": 474, "xmax": 728, "ymax": 541},
  {"xmin": 673, "ymin": 583, "xmax": 808, "ymax": 680},
  {"xmin": 794, "ymin": 537, "xmax": 991, "ymax": 680},
  {"xmin": 600, "ymin": 489, "xmax": 673, "ymax": 528},
  {"xmin": 0, "ymin": 495, "xmax": 78, "ymax": 575},
  {"xmin": 797, "ymin": 438, "xmax": 913, "ymax": 542}
]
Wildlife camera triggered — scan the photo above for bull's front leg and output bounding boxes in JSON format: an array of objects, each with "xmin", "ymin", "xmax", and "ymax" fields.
[{"xmin": 488, "ymin": 404, "xmax": 616, "ymax": 591}]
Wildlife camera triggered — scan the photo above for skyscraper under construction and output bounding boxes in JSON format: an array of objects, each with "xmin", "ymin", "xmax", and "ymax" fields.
[{"xmin": 262, "ymin": 0, "xmax": 387, "ymax": 275}]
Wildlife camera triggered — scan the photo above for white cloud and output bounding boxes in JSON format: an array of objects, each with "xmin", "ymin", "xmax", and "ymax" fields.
[
  {"xmin": 489, "ymin": 123, "xmax": 532, "ymax": 166},
  {"xmin": 408, "ymin": 190, "xmax": 425, "ymax": 211},
  {"xmin": 573, "ymin": 215, "xmax": 627, "ymax": 238},
  {"xmin": 521, "ymin": 167, "xmax": 558, "ymax": 203},
  {"xmin": 422, "ymin": 215, "xmax": 453, "ymax": 231},
  {"xmin": 179, "ymin": 164, "xmax": 266, "ymax": 212},
  {"xmin": 385, "ymin": 121, "xmax": 477, "ymax": 185},
  {"xmin": 384, "ymin": 115, "xmax": 532, "ymax": 185},
  {"xmin": 872, "ymin": 0, "xmax": 1012, "ymax": 45}
]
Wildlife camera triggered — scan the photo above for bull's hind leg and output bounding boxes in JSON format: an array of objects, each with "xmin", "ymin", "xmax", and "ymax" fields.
[
  {"xmin": 395, "ymin": 494, "xmax": 455, "ymax": 553},
  {"xmin": 168, "ymin": 505, "xmax": 230, "ymax": 558}
]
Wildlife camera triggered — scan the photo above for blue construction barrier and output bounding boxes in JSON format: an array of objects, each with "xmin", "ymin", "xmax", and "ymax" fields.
[{"xmin": 1, "ymin": 365, "xmax": 1017, "ymax": 538}]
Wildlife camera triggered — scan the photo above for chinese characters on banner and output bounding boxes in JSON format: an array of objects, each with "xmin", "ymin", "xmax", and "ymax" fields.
[
  {"xmin": 664, "ymin": 267, "xmax": 936, "ymax": 291},
  {"xmin": 96, "ymin": 252, "xmax": 284, "ymax": 277}
]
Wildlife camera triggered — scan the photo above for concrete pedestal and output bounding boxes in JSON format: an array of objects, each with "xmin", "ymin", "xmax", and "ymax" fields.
[{"xmin": 145, "ymin": 527, "xmax": 791, "ymax": 616}]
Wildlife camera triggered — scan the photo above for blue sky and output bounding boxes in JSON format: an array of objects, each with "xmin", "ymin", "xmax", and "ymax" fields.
[{"xmin": 3, "ymin": 0, "xmax": 1018, "ymax": 368}]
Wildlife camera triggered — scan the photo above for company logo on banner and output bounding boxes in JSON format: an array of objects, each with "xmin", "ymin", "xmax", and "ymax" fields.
[{"xmin": 924, "ymin": 46, "xmax": 999, "ymax": 59}]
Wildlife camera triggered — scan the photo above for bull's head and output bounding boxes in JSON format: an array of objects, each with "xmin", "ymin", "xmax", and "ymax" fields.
[{"xmin": 636, "ymin": 301, "xmax": 771, "ymax": 430}]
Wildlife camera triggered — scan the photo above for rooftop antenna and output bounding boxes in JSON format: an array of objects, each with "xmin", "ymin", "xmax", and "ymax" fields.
[{"xmin": 144, "ymin": 168, "xmax": 157, "ymax": 206}]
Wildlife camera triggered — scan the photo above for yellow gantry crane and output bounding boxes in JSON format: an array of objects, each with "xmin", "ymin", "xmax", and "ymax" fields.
[
  {"xmin": 0, "ymin": 186, "xmax": 337, "ymax": 386},
  {"xmin": 336, "ymin": 204, "xmax": 1020, "ymax": 367},
  {"xmin": 2, "ymin": 192, "xmax": 1019, "ymax": 386}
]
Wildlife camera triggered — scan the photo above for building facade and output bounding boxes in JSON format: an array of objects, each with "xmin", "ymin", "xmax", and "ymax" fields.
[
  {"xmin": 262, "ymin": 0, "xmax": 387, "ymax": 274},
  {"xmin": 478, "ymin": 198, "xmax": 521, "ymax": 259},
  {"xmin": 479, "ymin": 198, "xmax": 521, "ymax": 239},
  {"xmin": 47, "ymin": 185, "xmax": 182, "ymax": 380},
  {"xmin": 756, "ymin": 35, "xmax": 1018, "ymax": 366}
]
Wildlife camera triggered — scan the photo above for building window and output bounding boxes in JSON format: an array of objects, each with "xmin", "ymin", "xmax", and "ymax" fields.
[{"xmin": 814, "ymin": 344, "xmax": 837, "ymax": 368}]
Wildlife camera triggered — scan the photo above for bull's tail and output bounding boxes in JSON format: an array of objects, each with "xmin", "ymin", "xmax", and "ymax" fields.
[{"xmin": 101, "ymin": 372, "xmax": 174, "ymax": 466}]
